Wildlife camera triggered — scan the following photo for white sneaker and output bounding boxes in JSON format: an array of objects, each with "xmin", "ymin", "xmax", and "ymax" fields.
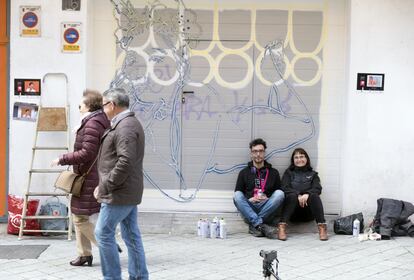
[{"xmin": 369, "ymin": 232, "xmax": 381, "ymax": 240}]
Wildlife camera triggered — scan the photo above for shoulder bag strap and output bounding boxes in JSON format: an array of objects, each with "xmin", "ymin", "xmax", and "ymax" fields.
[{"xmin": 82, "ymin": 156, "xmax": 99, "ymax": 176}]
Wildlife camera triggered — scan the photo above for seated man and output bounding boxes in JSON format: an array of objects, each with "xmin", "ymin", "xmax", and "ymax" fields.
[{"xmin": 233, "ymin": 138, "xmax": 285, "ymax": 238}]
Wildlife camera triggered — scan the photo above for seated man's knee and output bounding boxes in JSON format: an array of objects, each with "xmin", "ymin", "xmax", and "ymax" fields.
[
  {"xmin": 276, "ymin": 189, "xmax": 285, "ymax": 199},
  {"xmin": 269, "ymin": 189, "xmax": 284, "ymax": 201},
  {"xmin": 233, "ymin": 191, "xmax": 244, "ymax": 203}
]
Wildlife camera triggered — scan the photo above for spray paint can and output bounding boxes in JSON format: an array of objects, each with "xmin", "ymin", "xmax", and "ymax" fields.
[
  {"xmin": 206, "ymin": 219, "xmax": 211, "ymax": 238},
  {"xmin": 219, "ymin": 218, "xmax": 227, "ymax": 239},
  {"xmin": 197, "ymin": 219, "xmax": 202, "ymax": 236},
  {"xmin": 353, "ymin": 218, "xmax": 360, "ymax": 237},
  {"xmin": 212, "ymin": 217, "xmax": 220, "ymax": 238},
  {"xmin": 202, "ymin": 219, "xmax": 211, "ymax": 238},
  {"xmin": 200, "ymin": 219, "xmax": 207, "ymax": 238},
  {"xmin": 210, "ymin": 222, "xmax": 218, "ymax": 238}
]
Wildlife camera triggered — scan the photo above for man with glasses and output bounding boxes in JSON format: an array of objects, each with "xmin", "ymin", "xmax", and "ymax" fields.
[
  {"xmin": 94, "ymin": 88, "xmax": 149, "ymax": 280},
  {"xmin": 233, "ymin": 138, "xmax": 285, "ymax": 239}
]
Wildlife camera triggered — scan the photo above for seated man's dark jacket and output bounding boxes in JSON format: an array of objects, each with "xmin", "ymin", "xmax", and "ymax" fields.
[
  {"xmin": 235, "ymin": 161, "xmax": 281, "ymax": 199},
  {"xmin": 281, "ymin": 167, "xmax": 322, "ymax": 196}
]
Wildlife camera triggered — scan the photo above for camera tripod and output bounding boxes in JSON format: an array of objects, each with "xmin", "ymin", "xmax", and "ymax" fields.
[{"xmin": 260, "ymin": 250, "xmax": 282, "ymax": 280}]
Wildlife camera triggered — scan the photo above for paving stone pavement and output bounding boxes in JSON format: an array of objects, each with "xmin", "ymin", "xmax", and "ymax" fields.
[{"xmin": 1, "ymin": 227, "xmax": 414, "ymax": 280}]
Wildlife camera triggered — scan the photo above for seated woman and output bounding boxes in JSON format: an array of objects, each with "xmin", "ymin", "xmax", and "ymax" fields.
[{"xmin": 278, "ymin": 148, "xmax": 328, "ymax": 241}]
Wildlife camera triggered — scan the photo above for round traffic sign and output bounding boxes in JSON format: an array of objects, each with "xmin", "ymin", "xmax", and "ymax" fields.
[
  {"xmin": 64, "ymin": 28, "xmax": 79, "ymax": 44},
  {"xmin": 22, "ymin": 12, "xmax": 38, "ymax": 28}
]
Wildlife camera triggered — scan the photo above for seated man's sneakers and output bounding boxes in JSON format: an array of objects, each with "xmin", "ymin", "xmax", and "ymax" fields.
[
  {"xmin": 249, "ymin": 224, "xmax": 265, "ymax": 237},
  {"xmin": 249, "ymin": 224, "xmax": 277, "ymax": 239}
]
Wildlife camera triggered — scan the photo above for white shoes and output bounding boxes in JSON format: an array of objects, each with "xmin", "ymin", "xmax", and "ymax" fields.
[{"xmin": 358, "ymin": 228, "xmax": 381, "ymax": 241}]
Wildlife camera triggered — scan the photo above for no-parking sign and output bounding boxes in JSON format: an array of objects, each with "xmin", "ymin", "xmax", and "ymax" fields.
[
  {"xmin": 61, "ymin": 22, "xmax": 82, "ymax": 53},
  {"xmin": 20, "ymin": 6, "xmax": 41, "ymax": 37}
]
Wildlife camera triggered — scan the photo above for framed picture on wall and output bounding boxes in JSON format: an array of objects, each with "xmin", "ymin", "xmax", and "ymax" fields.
[
  {"xmin": 14, "ymin": 78, "xmax": 41, "ymax": 96},
  {"xmin": 13, "ymin": 102, "xmax": 39, "ymax": 122},
  {"xmin": 357, "ymin": 73, "xmax": 385, "ymax": 91},
  {"xmin": 366, "ymin": 74, "xmax": 383, "ymax": 88}
]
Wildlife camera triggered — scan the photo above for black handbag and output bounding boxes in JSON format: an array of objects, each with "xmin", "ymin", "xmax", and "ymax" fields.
[{"xmin": 334, "ymin": 212, "xmax": 364, "ymax": 235}]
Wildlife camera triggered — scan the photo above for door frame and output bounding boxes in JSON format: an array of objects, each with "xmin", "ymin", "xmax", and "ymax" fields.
[{"xmin": 0, "ymin": 0, "xmax": 9, "ymax": 220}]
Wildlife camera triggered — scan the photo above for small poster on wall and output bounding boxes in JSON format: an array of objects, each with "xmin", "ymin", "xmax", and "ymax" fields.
[
  {"xmin": 20, "ymin": 6, "xmax": 41, "ymax": 37},
  {"xmin": 14, "ymin": 79, "xmax": 41, "ymax": 96},
  {"xmin": 61, "ymin": 22, "xmax": 82, "ymax": 53},
  {"xmin": 357, "ymin": 73, "xmax": 385, "ymax": 91},
  {"xmin": 13, "ymin": 102, "xmax": 39, "ymax": 122}
]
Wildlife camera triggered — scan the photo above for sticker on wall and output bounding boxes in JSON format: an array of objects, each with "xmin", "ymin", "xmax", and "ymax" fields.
[
  {"xmin": 20, "ymin": 6, "xmax": 41, "ymax": 37},
  {"xmin": 14, "ymin": 79, "xmax": 41, "ymax": 96},
  {"xmin": 357, "ymin": 73, "xmax": 385, "ymax": 91},
  {"xmin": 13, "ymin": 102, "xmax": 39, "ymax": 122},
  {"xmin": 61, "ymin": 22, "xmax": 82, "ymax": 53}
]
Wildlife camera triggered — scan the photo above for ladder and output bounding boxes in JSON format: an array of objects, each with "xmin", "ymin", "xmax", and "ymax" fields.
[{"xmin": 18, "ymin": 73, "xmax": 73, "ymax": 240}]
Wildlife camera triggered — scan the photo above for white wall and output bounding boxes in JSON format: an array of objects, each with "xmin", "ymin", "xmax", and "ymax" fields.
[
  {"xmin": 342, "ymin": 0, "xmax": 414, "ymax": 216},
  {"xmin": 9, "ymin": 0, "xmax": 414, "ymax": 217},
  {"xmin": 86, "ymin": 0, "xmax": 116, "ymax": 92},
  {"xmin": 9, "ymin": 0, "xmax": 89, "ymax": 196}
]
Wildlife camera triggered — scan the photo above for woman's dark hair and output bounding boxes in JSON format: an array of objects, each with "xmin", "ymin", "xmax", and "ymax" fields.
[
  {"xmin": 83, "ymin": 89, "xmax": 103, "ymax": 112},
  {"xmin": 289, "ymin": 147, "xmax": 312, "ymax": 170},
  {"xmin": 249, "ymin": 138, "xmax": 267, "ymax": 150}
]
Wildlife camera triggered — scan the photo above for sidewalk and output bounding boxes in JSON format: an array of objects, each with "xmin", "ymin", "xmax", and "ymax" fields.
[{"xmin": 1, "ymin": 224, "xmax": 414, "ymax": 280}]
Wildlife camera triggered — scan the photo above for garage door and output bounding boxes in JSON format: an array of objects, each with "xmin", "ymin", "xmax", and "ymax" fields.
[{"xmin": 103, "ymin": 0, "xmax": 345, "ymax": 214}]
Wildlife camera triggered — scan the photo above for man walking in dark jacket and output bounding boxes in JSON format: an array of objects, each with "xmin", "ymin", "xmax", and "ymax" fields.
[
  {"xmin": 234, "ymin": 138, "xmax": 284, "ymax": 238},
  {"xmin": 94, "ymin": 88, "xmax": 148, "ymax": 280}
]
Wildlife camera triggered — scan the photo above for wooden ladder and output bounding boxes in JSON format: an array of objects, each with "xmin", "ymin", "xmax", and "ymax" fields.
[{"xmin": 18, "ymin": 73, "xmax": 73, "ymax": 240}]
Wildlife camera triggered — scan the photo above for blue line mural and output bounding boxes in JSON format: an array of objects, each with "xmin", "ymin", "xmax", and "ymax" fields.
[{"xmin": 109, "ymin": 0, "xmax": 322, "ymax": 202}]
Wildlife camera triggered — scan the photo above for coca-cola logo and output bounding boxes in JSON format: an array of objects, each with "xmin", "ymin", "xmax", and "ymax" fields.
[{"xmin": 10, "ymin": 213, "xmax": 22, "ymax": 229}]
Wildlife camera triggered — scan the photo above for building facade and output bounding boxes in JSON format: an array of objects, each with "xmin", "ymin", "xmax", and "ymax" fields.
[{"xmin": 2, "ymin": 0, "xmax": 414, "ymax": 220}]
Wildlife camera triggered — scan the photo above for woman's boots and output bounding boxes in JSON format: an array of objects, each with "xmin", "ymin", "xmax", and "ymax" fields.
[
  {"xmin": 277, "ymin": 223, "xmax": 287, "ymax": 241},
  {"xmin": 318, "ymin": 223, "xmax": 328, "ymax": 241},
  {"xmin": 277, "ymin": 222, "xmax": 328, "ymax": 241}
]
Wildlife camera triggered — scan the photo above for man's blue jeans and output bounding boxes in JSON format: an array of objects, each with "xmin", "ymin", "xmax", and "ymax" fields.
[
  {"xmin": 233, "ymin": 190, "xmax": 285, "ymax": 227},
  {"xmin": 95, "ymin": 203, "xmax": 149, "ymax": 280}
]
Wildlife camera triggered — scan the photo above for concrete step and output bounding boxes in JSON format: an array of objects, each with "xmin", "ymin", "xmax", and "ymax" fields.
[
  {"xmin": 138, "ymin": 212, "xmax": 247, "ymax": 235},
  {"xmin": 137, "ymin": 211, "xmax": 339, "ymax": 235},
  {"xmin": 0, "ymin": 212, "xmax": 340, "ymax": 237}
]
